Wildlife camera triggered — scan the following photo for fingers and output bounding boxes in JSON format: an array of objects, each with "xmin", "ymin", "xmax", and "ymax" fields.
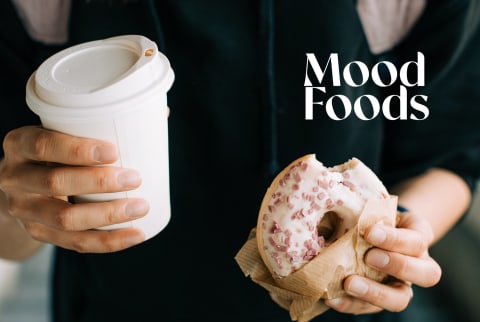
[
  {"xmin": 364, "ymin": 222, "xmax": 429, "ymax": 257},
  {"xmin": 365, "ymin": 248, "xmax": 441, "ymax": 287},
  {"xmin": 1, "ymin": 126, "xmax": 148, "ymax": 253},
  {"xmin": 9, "ymin": 195, "xmax": 149, "ymax": 231},
  {"xmin": 9, "ymin": 195, "xmax": 149, "ymax": 253},
  {"xmin": 4, "ymin": 126, "xmax": 118, "ymax": 165},
  {"xmin": 362, "ymin": 211, "xmax": 442, "ymax": 288},
  {"xmin": 326, "ymin": 276, "xmax": 414, "ymax": 313},
  {"xmin": 2, "ymin": 163, "xmax": 141, "ymax": 196},
  {"xmin": 23, "ymin": 221, "xmax": 145, "ymax": 253},
  {"xmin": 325, "ymin": 296, "xmax": 383, "ymax": 315}
]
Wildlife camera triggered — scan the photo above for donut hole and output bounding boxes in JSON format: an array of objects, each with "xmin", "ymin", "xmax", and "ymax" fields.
[{"xmin": 317, "ymin": 211, "xmax": 341, "ymax": 243}]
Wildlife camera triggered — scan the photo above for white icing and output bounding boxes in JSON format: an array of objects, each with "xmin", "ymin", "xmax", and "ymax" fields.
[{"xmin": 260, "ymin": 156, "xmax": 388, "ymax": 277}]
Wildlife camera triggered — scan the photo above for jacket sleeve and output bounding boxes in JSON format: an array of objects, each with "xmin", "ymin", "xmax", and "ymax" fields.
[
  {"xmin": 382, "ymin": 0, "xmax": 480, "ymax": 193},
  {"xmin": 0, "ymin": 1, "xmax": 45, "ymax": 158}
]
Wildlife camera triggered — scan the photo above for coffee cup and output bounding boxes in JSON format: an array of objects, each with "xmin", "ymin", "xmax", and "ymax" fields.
[{"xmin": 26, "ymin": 35, "xmax": 174, "ymax": 241}]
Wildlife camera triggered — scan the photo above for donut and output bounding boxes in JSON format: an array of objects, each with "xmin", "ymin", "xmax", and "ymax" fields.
[{"xmin": 256, "ymin": 154, "xmax": 389, "ymax": 278}]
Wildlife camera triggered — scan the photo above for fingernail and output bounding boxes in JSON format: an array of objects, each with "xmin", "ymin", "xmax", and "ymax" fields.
[
  {"xmin": 117, "ymin": 169, "xmax": 142, "ymax": 188},
  {"xmin": 366, "ymin": 250, "xmax": 390, "ymax": 268},
  {"xmin": 126, "ymin": 200, "xmax": 149, "ymax": 218},
  {"xmin": 347, "ymin": 277, "xmax": 369, "ymax": 296},
  {"xmin": 124, "ymin": 232, "xmax": 144, "ymax": 247},
  {"xmin": 93, "ymin": 144, "xmax": 118, "ymax": 163},
  {"xmin": 367, "ymin": 225, "xmax": 386, "ymax": 244}
]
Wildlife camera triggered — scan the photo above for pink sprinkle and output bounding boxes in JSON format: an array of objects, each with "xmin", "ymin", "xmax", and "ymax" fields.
[
  {"xmin": 311, "ymin": 201, "xmax": 321, "ymax": 210},
  {"xmin": 272, "ymin": 192, "xmax": 282, "ymax": 199},
  {"xmin": 289, "ymin": 255, "xmax": 301, "ymax": 264},
  {"xmin": 307, "ymin": 221, "xmax": 315, "ymax": 231},
  {"xmin": 337, "ymin": 199, "xmax": 344, "ymax": 206},
  {"xmin": 342, "ymin": 172, "xmax": 350, "ymax": 179},
  {"xmin": 287, "ymin": 195, "xmax": 299, "ymax": 203},
  {"xmin": 303, "ymin": 240, "xmax": 319, "ymax": 260},
  {"xmin": 326, "ymin": 199, "xmax": 334, "ymax": 209},
  {"xmin": 317, "ymin": 192, "xmax": 326, "ymax": 200},
  {"xmin": 328, "ymin": 180, "xmax": 335, "ymax": 188},
  {"xmin": 262, "ymin": 213, "xmax": 269, "ymax": 221},
  {"xmin": 271, "ymin": 252, "xmax": 281, "ymax": 266},
  {"xmin": 292, "ymin": 184, "xmax": 300, "ymax": 190},
  {"xmin": 291, "ymin": 209, "xmax": 306, "ymax": 220},
  {"xmin": 342, "ymin": 180, "xmax": 355, "ymax": 190},
  {"xmin": 285, "ymin": 236, "xmax": 291, "ymax": 247},
  {"xmin": 270, "ymin": 221, "xmax": 283, "ymax": 234},
  {"xmin": 300, "ymin": 161, "xmax": 309, "ymax": 171},
  {"xmin": 268, "ymin": 237, "xmax": 287, "ymax": 252},
  {"xmin": 294, "ymin": 172, "xmax": 302, "ymax": 183},
  {"xmin": 317, "ymin": 180, "xmax": 329, "ymax": 189}
]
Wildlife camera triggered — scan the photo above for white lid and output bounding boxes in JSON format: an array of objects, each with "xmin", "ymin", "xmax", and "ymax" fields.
[{"xmin": 27, "ymin": 35, "xmax": 174, "ymax": 116}]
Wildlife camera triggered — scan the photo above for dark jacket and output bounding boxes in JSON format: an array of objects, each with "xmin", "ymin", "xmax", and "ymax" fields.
[{"xmin": 1, "ymin": 1, "xmax": 479, "ymax": 321}]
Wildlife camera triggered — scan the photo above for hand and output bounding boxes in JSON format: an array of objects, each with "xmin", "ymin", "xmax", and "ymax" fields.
[
  {"xmin": 325, "ymin": 210, "xmax": 442, "ymax": 314},
  {"xmin": 0, "ymin": 126, "xmax": 149, "ymax": 253}
]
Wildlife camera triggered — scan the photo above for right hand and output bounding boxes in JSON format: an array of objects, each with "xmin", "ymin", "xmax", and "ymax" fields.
[{"xmin": 0, "ymin": 126, "xmax": 149, "ymax": 253}]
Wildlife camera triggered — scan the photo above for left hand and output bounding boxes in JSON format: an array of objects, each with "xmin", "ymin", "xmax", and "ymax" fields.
[{"xmin": 325, "ymin": 210, "xmax": 442, "ymax": 314}]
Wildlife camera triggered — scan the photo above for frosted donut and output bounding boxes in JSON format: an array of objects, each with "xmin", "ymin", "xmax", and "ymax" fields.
[{"xmin": 256, "ymin": 154, "xmax": 389, "ymax": 278}]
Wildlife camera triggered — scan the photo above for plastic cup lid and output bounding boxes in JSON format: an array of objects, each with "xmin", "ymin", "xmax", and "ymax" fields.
[{"xmin": 27, "ymin": 35, "xmax": 174, "ymax": 117}]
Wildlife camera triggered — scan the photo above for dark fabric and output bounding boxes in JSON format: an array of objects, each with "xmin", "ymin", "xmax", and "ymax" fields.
[{"xmin": 1, "ymin": 0, "xmax": 480, "ymax": 321}]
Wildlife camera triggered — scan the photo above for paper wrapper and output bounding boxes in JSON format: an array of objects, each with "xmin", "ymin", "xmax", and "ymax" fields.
[{"xmin": 235, "ymin": 196, "xmax": 398, "ymax": 322}]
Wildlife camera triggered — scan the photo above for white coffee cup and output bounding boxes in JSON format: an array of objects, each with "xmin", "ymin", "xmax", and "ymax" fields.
[{"xmin": 26, "ymin": 35, "xmax": 174, "ymax": 241}]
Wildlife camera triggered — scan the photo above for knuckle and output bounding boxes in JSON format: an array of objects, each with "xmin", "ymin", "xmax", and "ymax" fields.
[
  {"xmin": 7, "ymin": 196, "xmax": 23, "ymax": 216},
  {"xmin": 104, "ymin": 202, "xmax": 119, "ymax": 224},
  {"xmin": 70, "ymin": 236, "xmax": 90, "ymax": 253},
  {"xmin": 3, "ymin": 129, "xmax": 22, "ymax": 154},
  {"xmin": 23, "ymin": 221, "xmax": 43, "ymax": 240},
  {"xmin": 32, "ymin": 130, "xmax": 53, "ymax": 160},
  {"xmin": 71, "ymin": 232, "xmax": 118, "ymax": 253},
  {"xmin": 44, "ymin": 168, "xmax": 65, "ymax": 195},
  {"xmin": 54, "ymin": 206, "xmax": 75, "ymax": 231},
  {"xmin": 69, "ymin": 141, "xmax": 90, "ymax": 162},
  {"xmin": 95, "ymin": 169, "xmax": 115, "ymax": 191},
  {"xmin": 366, "ymin": 283, "xmax": 384, "ymax": 303},
  {"xmin": 96, "ymin": 234, "xmax": 118, "ymax": 252},
  {"xmin": 394, "ymin": 256, "xmax": 411, "ymax": 277},
  {"xmin": 0, "ymin": 163, "xmax": 16, "ymax": 192}
]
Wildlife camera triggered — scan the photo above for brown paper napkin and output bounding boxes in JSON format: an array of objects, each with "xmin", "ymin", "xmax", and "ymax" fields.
[{"xmin": 235, "ymin": 196, "xmax": 398, "ymax": 322}]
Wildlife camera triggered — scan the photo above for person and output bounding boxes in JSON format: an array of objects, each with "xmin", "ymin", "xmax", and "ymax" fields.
[{"xmin": 0, "ymin": 0, "xmax": 479, "ymax": 321}]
